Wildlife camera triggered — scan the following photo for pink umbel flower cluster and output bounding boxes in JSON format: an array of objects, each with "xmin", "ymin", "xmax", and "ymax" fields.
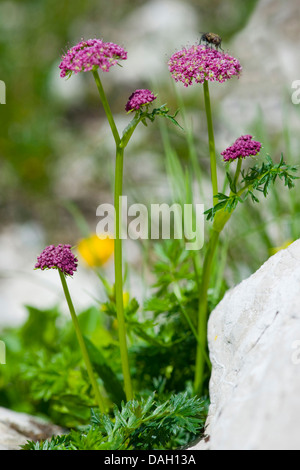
[
  {"xmin": 168, "ymin": 45, "xmax": 242, "ymax": 87},
  {"xmin": 125, "ymin": 89, "xmax": 157, "ymax": 112},
  {"xmin": 59, "ymin": 39, "xmax": 127, "ymax": 78},
  {"xmin": 35, "ymin": 244, "xmax": 78, "ymax": 276},
  {"xmin": 221, "ymin": 135, "xmax": 262, "ymax": 162}
]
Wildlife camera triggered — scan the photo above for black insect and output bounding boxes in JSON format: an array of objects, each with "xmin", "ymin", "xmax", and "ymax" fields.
[{"xmin": 200, "ymin": 32, "xmax": 223, "ymax": 51}]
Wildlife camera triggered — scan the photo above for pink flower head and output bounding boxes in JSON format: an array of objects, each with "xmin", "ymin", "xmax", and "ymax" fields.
[
  {"xmin": 35, "ymin": 244, "xmax": 78, "ymax": 276},
  {"xmin": 125, "ymin": 89, "xmax": 157, "ymax": 113},
  {"xmin": 221, "ymin": 135, "xmax": 262, "ymax": 162},
  {"xmin": 168, "ymin": 45, "xmax": 242, "ymax": 87},
  {"xmin": 59, "ymin": 38, "xmax": 127, "ymax": 78}
]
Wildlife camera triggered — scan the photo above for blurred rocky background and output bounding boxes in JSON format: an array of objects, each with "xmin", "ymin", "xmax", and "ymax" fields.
[{"xmin": 0, "ymin": 0, "xmax": 299, "ymax": 327}]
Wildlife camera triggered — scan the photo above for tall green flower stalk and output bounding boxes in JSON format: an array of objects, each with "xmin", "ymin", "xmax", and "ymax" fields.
[
  {"xmin": 169, "ymin": 49, "xmax": 282, "ymax": 395},
  {"xmin": 92, "ymin": 70, "xmax": 133, "ymax": 401},
  {"xmin": 194, "ymin": 135, "xmax": 268, "ymax": 394},
  {"xmin": 203, "ymin": 80, "xmax": 218, "ymax": 205},
  {"xmin": 59, "ymin": 39, "xmax": 176, "ymax": 401},
  {"xmin": 191, "ymin": 141, "xmax": 296, "ymax": 394},
  {"xmin": 194, "ymin": 81, "xmax": 222, "ymax": 393},
  {"xmin": 35, "ymin": 244, "xmax": 106, "ymax": 413},
  {"xmin": 59, "ymin": 38, "xmax": 133, "ymax": 401},
  {"xmin": 91, "ymin": 81, "xmax": 166, "ymax": 401},
  {"xmin": 168, "ymin": 43, "xmax": 242, "ymax": 395},
  {"xmin": 193, "ymin": 79, "xmax": 223, "ymax": 392},
  {"xmin": 193, "ymin": 163, "xmax": 242, "ymax": 393},
  {"xmin": 194, "ymin": 89, "xmax": 244, "ymax": 394},
  {"xmin": 58, "ymin": 270, "xmax": 106, "ymax": 413}
]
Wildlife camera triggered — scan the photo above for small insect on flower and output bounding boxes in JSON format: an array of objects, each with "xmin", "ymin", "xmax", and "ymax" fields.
[
  {"xmin": 200, "ymin": 32, "xmax": 223, "ymax": 51},
  {"xmin": 168, "ymin": 45, "xmax": 241, "ymax": 87}
]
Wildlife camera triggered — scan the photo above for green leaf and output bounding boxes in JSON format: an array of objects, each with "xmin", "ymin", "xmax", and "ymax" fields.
[
  {"xmin": 204, "ymin": 193, "xmax": 240, "ymax": 220},
  {"xmin": 120, "ymin": 114, "xmax": 140, "ymax": 148},
  {"xmin": 206, "ymin": 154, "xmax": 298, "ymax": 220},
  {"xmin": 139, "ymin": 105, "xmax": 183, "ymax": 130},
  {"xmin": 226, "ymin": 171, "xmax": 236, "ymax": 193},
  {"xmin": 84, "ymin": 337, "xmax": 126, "ymax": 406},
  {"xmin": 23, "ymin": 392, "xmax": 206, "ymax": 450}
]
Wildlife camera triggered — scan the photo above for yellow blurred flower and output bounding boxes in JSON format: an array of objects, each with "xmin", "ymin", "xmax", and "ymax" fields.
[
  {"xmin": 269, "ymin": 239, "xmax": 293, "ymax": 256},
  {"xmin": 77, "ymin": 234, "xmax": 114, "ymax": 267},
  {"xmin": 122, "ymin": 292, "xmax": 130, "ymax": 309}
]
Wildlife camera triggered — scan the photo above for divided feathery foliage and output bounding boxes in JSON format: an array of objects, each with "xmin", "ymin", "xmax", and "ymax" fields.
[
  {"xmin": 22, "ymin": 392, "xmax": 205, "ymax": 450},
  {"xmin": 205, "ymin": 154, "xmax": 298, "ymax": 220},
  {"xmin": 241, "ymin": 154, "xmax": 298, "ymax": 194}
]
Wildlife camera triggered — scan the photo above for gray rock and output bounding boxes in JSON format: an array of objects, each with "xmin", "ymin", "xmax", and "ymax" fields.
[
  {"xmin": 0, "ymin": 407, "xmax": 64, "ymax": 450},
  {"xmin": 221, "ymin": 0, "xmax": 300, "ymax": 135},
  {"xmin": 190, "ymin": 239, "xmax": 300, "ymax": 450}
]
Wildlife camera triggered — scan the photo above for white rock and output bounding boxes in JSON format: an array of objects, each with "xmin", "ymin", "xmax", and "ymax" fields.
[
  {"xmin": 0, "ymin": 407, "xmax": 64, "ymax": 450},
  {"xmin": 221, "ymin": 0, "xmax": 300, "ymax": 135},
  {"xmin": 191, "ymin": 239, "xmax": 300, "ymax": 450},
  {"xmin": 114, "ymin": 0, "xmax": 199, "ymax": 85}
]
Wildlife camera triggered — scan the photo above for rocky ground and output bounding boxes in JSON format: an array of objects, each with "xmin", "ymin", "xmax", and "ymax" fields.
[
  {"xmin": 0, "ymin": 407, "xmax": 64, "ymax": 450},
  {"xmin": 190, "ymin": 239, "xmax": 300, "ymax": 450}
]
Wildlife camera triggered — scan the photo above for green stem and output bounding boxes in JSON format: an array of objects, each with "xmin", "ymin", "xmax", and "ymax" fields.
[
  {"xmin": 232, "ymin": 159, "xmax": 242, "ymax": 193},
  {"xmin": 193, "ymin": 81, "xmax": 219, "ymax": 395},
  {"xmin": 203, "ymin": 80, "xmax": 218, "ymax": 205},
  {"xmin": 194, "ymin": 166, "xmax": 242, "ymax": 395},
  {"xmin": 92, "ymin": 70, "xmax": 133, "ymax": 401},
  {"xmin": 193, "ymin": 160, "xmax": 243, "ymax": 394},
  {"xmin": 194, "ymin": 229, "xmax": 220, "ymax": 395},
  {"xmin": 58, "ymin": 270, "xmax": 106, "ymax": 413},
  {"xmin": 173, "ymin": 283, "xmax": 211, "ymax": 368},
  {"xmin": 92, "ymin": 70, "xmax": 120, "ymax": 146},
  {"xmin": 114, "ymin": 145, "xmax": 134, "ymax": 401}
]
